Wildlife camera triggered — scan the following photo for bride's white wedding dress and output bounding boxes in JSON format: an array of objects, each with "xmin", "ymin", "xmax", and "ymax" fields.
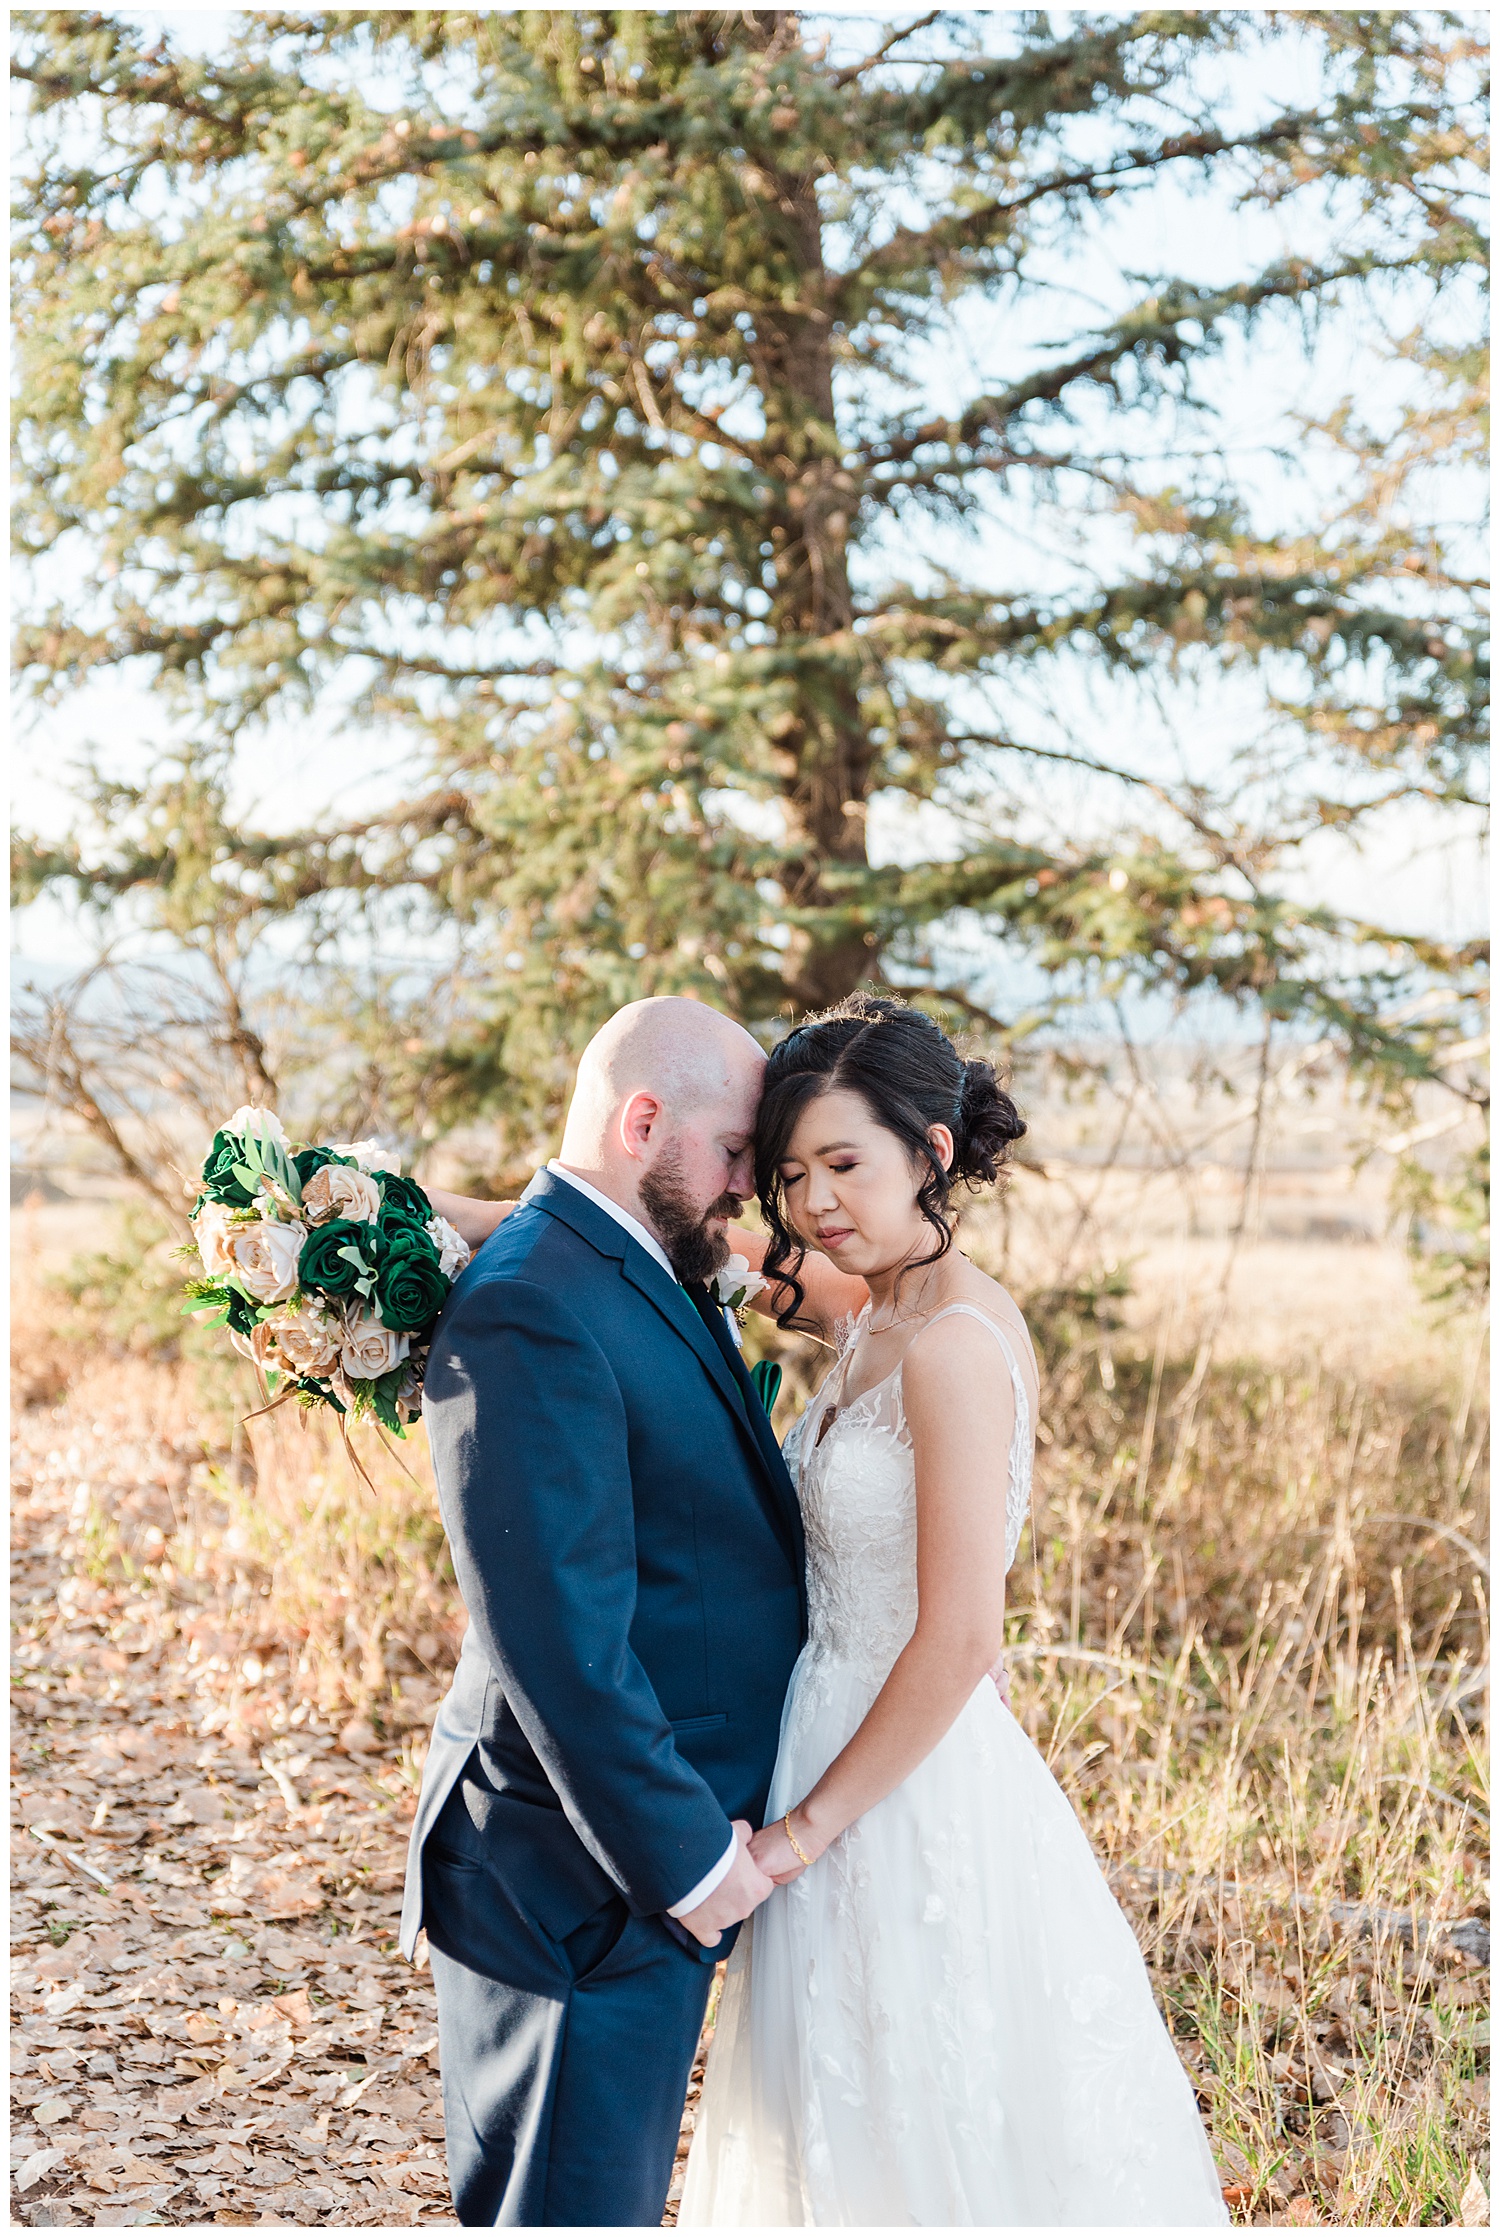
[{"xmin": 680, "ymin": 1303, "xmax": 1228, "ymax": 2227}]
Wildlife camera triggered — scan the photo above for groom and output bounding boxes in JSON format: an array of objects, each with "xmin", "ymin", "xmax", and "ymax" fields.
[{"xmin": 400, "ymin": 998, "xmax": 807, "ymax": 2226}]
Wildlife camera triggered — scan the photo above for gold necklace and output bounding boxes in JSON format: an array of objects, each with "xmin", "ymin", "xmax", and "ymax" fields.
[{"xmin": 865, "ymin": 1294, "xmax": 939, "ymax": 1336}]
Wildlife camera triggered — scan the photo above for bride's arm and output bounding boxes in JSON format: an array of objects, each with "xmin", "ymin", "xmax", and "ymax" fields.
[
  {"xmin": 426, "ymin": 1187, "xmax": 516, "ymax": 1249},
  {"xmin": 423, "ymin": 1197, "xmax": 869, "ymax": 1332},
  {"xmin": 725, "ymin": 1223, "xmax": 868, "ymax": 1343},
  {"xmin": 747, "ymin": 1315, "xmax": 1018, "ymax": 1881}
]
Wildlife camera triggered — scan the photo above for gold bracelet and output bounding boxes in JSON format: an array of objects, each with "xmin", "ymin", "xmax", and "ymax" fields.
[{"xmin": 783, "ymin": 1811, "xmax": 812, "ymax": 1868}]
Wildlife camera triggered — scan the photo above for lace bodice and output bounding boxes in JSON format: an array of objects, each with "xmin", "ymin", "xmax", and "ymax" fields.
[{"xmin": 782, "ymin": 1303, "xmax": 1034, "ymax": 1682}]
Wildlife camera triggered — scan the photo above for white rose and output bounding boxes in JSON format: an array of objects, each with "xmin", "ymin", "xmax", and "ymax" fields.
[
  {"xmin": 711, "ymin": 1253, "xmax": 765, "ymax": 1312},
  {"xmin": 327, "ymin": 1137, "xmax": 385, "ymax": 1173},
  {"xmin": 193, "ymin": 1200, "xmax": 243, "ymax": 1277},
  {"xmin": 425, "ymin": 1214, "xmax": 472, "ymax": 1279},
  {"xmin": 225, "ymin": 1106, "xmax": 290, "ymax": 1150},
  {"xmin": 231, "ymin": 1218, "xmax": 308, "ymax": 1304},
  {"xmin": 339, "ymin": 1307, "xmax": 410, "ymax": 1383},
  {"xmin": 301, "ymin": 1163, "xmax": 383, "ymax": 1226},
  {"xmin": 258, "ymin": 1304, "xmax": 341, "ymax": 1378}
]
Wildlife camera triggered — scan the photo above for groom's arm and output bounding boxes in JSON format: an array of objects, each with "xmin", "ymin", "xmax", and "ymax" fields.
[{"xmin": 423, "ymin": 1274, "xmax": 738, "ymax": 1919}]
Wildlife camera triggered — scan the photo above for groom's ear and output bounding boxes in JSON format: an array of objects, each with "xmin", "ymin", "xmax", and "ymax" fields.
[{"xmin": 619, "ymin": 1089, "xmax": 666, "ymax": 1161}]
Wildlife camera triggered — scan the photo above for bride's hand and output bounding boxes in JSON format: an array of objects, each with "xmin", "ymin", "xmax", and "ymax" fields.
[
  {"xmin": 747, "ymin": 1823, "xmax": 803, "ymax": 1884},
  {"xmin": 748, "ymin": 1808, "xmax": 821, "ymax": 1886},
  {"xmin": 426, "ymin": 1186, "xmax": 516, "ymax": 1250}
]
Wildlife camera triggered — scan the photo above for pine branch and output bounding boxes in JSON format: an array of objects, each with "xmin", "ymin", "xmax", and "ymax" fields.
[
  {"xmin": 849, "ymin": 112, "xmax": 1330, "ymax": 291},
  {"xmin": 833, "ymin": 11, "xmax": 943, "ymax": 88}
]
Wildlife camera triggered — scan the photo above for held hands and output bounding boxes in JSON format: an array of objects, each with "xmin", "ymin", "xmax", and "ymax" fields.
[
  {"xmin": 747, "ymin": 1806, "xmax": 825, "ymax": 1887},
  {"xmin": 678, "ymin": 1820, "xmax": 775, "ymax": 1949}
]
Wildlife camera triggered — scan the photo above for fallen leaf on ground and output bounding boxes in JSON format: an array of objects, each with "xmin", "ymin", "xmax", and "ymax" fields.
[{"xmin": 1460, "ymin": 2165, "xmax": 1490, "ymax": 2227}]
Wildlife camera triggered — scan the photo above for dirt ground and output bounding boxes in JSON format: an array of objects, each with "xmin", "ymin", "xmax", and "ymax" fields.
[{"xmin": 10, "ymin": 1386, "xmax": 708, "ymax": 2228}]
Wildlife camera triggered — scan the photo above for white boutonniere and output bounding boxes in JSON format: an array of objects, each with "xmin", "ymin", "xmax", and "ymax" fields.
[
  {"xmin": 425, "ymin": 1213, "xmax": 472, "ymax": 1279},
  {"xmin": 711, "ymin": 1254, "xmax": 765, "ymax": 1318}
]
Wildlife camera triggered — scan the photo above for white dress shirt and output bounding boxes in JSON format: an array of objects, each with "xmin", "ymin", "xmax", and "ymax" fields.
[{"xmin": 546, "ymin": 1163, "xmax": 739, "ymax": 1919}]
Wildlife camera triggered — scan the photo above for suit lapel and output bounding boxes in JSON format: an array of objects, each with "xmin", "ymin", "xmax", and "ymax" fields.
[
  {"xmin": 684, "ymin": 1283, "xmax": 806, "ymax": 1580},
  {"xmin": 522, "ymin": 1172, "xmax": 805, "ymax": 1582},
  {"xmin": 617, "ymin": 1248, "xmax": 752, "ymax": 1430}
]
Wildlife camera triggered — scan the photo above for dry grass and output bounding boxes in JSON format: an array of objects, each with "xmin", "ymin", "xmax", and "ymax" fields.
[
  {"xmin": 11, "ymin": 1189, "xmax": 1490, "ymax": 2227},
  {"xmin": 1008, "ymin": 1350, "xmax": 1489, "ymax": 2227}
]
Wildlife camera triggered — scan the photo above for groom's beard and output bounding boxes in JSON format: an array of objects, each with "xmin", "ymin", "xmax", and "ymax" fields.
[{"xmin": 639, "ymin": 1156, "xmax": 742, "ymax": 1288}]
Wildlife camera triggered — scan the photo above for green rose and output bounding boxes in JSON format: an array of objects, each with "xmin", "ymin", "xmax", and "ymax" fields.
[
  {"xmin": 200, "ymin": 1129, "xmax": 257, "ymax": 1209},
  {"xmin": 374, "ymin": 1229, "xmax": 450, "ymax": 1333},
  {"xmin": 298, "ymin": 1219, "xmax": 375, "ymax": 1299},
  {"xmin": 223, "ymin": 1288, "xmax": 261, "ymax": 1338},
  {"xmin": 294, "ymin": 1146, "xmax": 356, "ymax": 1191},
  {"xmin": 373, "ymin": 1172, "xmax": 433, "ymax": 1229}
]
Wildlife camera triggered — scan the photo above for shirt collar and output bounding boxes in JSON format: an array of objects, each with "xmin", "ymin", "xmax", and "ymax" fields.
[{"xmin": 546, "ymin": 1162, "xmax": 679, "ymax": 1286}]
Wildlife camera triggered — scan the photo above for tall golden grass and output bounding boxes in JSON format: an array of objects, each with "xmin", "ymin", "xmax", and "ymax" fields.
[{"xmin": 11, "ymin": 1192, "xmax": 1490, "ymax": 2226}]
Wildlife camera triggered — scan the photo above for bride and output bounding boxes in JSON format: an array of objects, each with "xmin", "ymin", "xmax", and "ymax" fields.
[{"xmin": 677, "ymin": 994, "xmax": 1227, "ymax": 2227}]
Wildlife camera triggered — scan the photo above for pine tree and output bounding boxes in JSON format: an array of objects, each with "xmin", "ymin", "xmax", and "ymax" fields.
[{"xmin": 12, "ymin": 9, "xmax": 1488, "ymax": 1145}]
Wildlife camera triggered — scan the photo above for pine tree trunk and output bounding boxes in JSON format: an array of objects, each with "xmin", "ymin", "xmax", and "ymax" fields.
[{"xmin": 751, "ymin": 103, "xmax": 875, "ymax": 1012}]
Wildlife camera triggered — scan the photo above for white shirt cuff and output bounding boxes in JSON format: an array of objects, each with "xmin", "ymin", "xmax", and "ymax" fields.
[{"xmin": 667, "ymin": 1831, "xmax": 738, "ymax": 1917}]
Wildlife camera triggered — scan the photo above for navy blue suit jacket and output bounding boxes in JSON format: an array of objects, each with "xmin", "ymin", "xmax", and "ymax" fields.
[{"xmin": 400, "ymin": 1170, "xmax": 806, "ymax": 1963}]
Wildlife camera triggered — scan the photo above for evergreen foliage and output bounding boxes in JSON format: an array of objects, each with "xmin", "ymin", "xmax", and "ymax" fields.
[{"xmin": 11, "ymin": 9, "xmax": 1488, "ymax": 1147}]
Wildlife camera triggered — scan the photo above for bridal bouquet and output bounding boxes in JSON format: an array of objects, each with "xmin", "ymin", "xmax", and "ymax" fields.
[{"xmin": 183, "ymin": 1107, "xmax": 470, "ymax": 1434}]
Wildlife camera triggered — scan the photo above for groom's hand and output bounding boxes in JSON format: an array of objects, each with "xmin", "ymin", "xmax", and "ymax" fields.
[{"xmin": 677, "ymin": 1821, "xmax": 774, "ymax": 1948}]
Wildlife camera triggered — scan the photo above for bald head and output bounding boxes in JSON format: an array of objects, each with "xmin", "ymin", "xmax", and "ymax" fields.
[
  {"xmin": 561, "ymin": 997, "xmax": 764, "ymax": 1162},
  {"xmin": 556, "ymin": 1000, "xmax": 766, "ymax": 1266}
]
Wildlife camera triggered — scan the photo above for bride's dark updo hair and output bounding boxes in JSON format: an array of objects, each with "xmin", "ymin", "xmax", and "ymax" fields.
[{"xmin": 755, "ymin": 992, "xmax": 1026, "ymax": 1327}]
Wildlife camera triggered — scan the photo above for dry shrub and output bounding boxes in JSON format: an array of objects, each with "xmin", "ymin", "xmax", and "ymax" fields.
[
  {"xmin": 10, "ymin": 1245, "xmax": 459, "ymax": 1761},
  {"xmin": 235, "ymin": 1390, "xmax": 460, "ymax": 1750},
  {"xmin": 11, "ymin": 1314, "xmax": 76, "ymax": 1412}
]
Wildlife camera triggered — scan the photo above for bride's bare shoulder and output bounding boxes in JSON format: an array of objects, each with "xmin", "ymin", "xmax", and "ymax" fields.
[
  {"xmin": 943, "ymin": 1265, "xmax": 1039, "ymax": 1385},
  {"xmin": 901, "ymin": 1299, "xmax": 1032, "ymax": 1447}
]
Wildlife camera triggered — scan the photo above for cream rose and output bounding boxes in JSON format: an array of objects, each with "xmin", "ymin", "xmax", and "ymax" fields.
[
  {"xmin": 231, "ymin": 1218, "xmax": 307, "ymax": 1305},
  {"xmin": 425, "ymin": 1214, "xmax": 472, "ymax": 1279},
  {"xmin": 328, "ymin": 1137, "xmax": 384, "ymax": 1173},
  {"xmin": 301, "ymin": 1163, "xmax": 383, "ymax": 1226},
  {"xmin": 226, "ymin": 1105, "xmax": 290, "ymax": 1150},
  {"xmin": 193, "ymin": 1199, "xmax": 243, "ymax": 1277},
  {"xmin": 254, "ymin": 1304, "xmax": 341, "ymax": 1378},
  {"xmin": 339, "ymin": 1308, "xmax": 410, "ymax": 1383}
]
